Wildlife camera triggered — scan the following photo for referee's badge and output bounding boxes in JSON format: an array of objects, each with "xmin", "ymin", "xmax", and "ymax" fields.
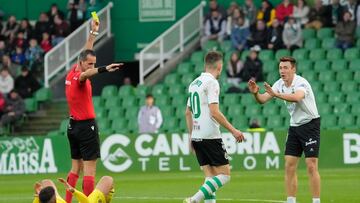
[{"xmin": 91, "ymin": 126, "xmax": 95, "ymax": 131}]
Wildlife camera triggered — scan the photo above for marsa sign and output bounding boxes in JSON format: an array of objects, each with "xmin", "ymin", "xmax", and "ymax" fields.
[
  {"xmin": 101, "ymin": 132, "xmax": 281, "ymax": 172},
  {"xmin": 0, "ymin": 137, "xmax": 58, "ymax": 174}
]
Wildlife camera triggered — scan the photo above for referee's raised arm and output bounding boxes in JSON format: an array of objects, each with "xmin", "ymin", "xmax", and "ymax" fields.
[{"xmin": 85, "ymin": 19, "xmax": 99, "ymax": 50}]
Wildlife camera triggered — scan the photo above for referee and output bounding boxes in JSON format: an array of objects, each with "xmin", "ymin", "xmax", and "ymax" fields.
[
  {"xmin": 64, "ymin": 19, "xmax": 122, "ymax": 203},
  {"xmin": 248, "ymin": 56, "xmax": 321, "ymax": 203}
]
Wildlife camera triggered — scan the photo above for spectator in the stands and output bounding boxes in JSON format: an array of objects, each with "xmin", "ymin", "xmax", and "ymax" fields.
[
  {"xmin": 241, "ymin": 46, "xmax": 264, "ymax": 82},
  {"xmin": 292, "ymin": 0, "xmax": 310, "ymax": 27},
  {"xmin": 227, "ymin": 1, "xmax": 240, "ymax": 18},
  {"xmin": 0, "ymin": 89, "xmax": 25, "ymax": 127},
  {"xmin": 18, "ymin": 18, "xmax": 33, "ymax": 40},
  {"xmin": 86, "ymin": 0, "xmax": 104, "ymax": 18},
  {"xmin": 356, "ymin": 0, "xmax": 360, "ymax": 26},
  {"xmin": 267, "ymin": 19, "xmax": 284, "ymax": 51},
  {"xmin": 1, "ymin": 55, "xmax": 18, "ymax": 76},
  {"xmin": 0, "ymin": 40, "xmax": 9, "ymax": 59},
  {"xmin": 47, "ymin": 3, "xmax": 65, "ymax": 25},
  {"xmin": 343, "ymin": 0, "xmax": 357, "ymax": 21},
  {"xmin": 257, "ymin": 0, "xmax": 276, "ymax": 27},
  {"xmin": 123, "ymin": 77, "xmax": 132, "ymax": 86},
  {"xmin": 138, "ymin": 94, "xmax": 163, "ymax": 134},
  {"xmin": 52, "ymin": 14, "xmax": 70, "ymax": 46},
  {"xmin": 34, "ymin": 12, "xmax": 52, "ymax": 42},
  {"xmin": 243, "ymin": 0, "xmax": 258, "ymax": 25},
  {"xmin": 11, "ymin": 31, "xmax": 27, "ymax": 50},
  {"xmin": 328, "ymin": 0, "xmax": 345, "ymax": 26},
  {"xmin": 335, "ymin": 11, "xmax": 356, "ymax": 50},
  {"xmin": 248, "ymin": 20, "xmax": 269, "ymax": 49},
  {"xmin": 227, "ymin": 52, "xmax": 244, "ymax": 86},
  {"xmin": 15, "ymin": 66, "xmax": 40, "ymax": 99},
  {"xmin": 202, "ymin": 10, "xmax": 227, "ymax": 47},
  {"xmin": 275, "ymin": 0, "xmax": 294, "ymax": 24},
  {"xmin": 0, "ymin": 92, "xmax": 5, "ymax": 117},
  {"xmin": 11, "ymin": 47, "xmax": 26, "ymax": 65},
  {"xmin": 283, "ymin": 16, "xmax": 303, "ymax": 51},
  {"xmin": 306, "ymin": 0, "xmax": 332, "ymax": 29},
  {"xmin": 25, "ymin": 38, "xmax": 44, "ymax": 70},
  {"xmin": 231, "ymin": 16, "xmax": 250, "ymax": 51},
  {"xmin": 205, "ymin": 0, "xmax": 227, "ymax": 20},
  {"xmin": 0, "ymin": 68, "xmax": 14, "ymax": 94},
  {"xmin": 68, "ymin": 0, "xmax": 86, "ymax": 31},
  {"xmin": 40, "ymin": 32, "xmax": 52, "ymax": 53},
  {"xmin": 1, "ymin": 15, "xmax": 19, "ymax": 40},
  {"xmin": 227, "ymin": 8, "xmax": 243, "ymax": 35}
]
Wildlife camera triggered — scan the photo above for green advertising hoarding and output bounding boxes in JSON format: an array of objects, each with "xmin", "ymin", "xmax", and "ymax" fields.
[{"xmin": 1, "ymin": 130, "xmax": 359, "ymax": 175}]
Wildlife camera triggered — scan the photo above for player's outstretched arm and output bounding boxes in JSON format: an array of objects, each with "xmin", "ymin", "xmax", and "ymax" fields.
[
  {"xmin": 79, "ymin": 63, "xmax": 124, "ymax": 82},
  {"xmin": 32, "ymin": 182, "xmax": 42, "ymax": 203},
  {"xmin": 209, "ymin": 103, "xmax": 245, "ymax": 142},
  {"xmin": 58, "ymin": 178, "xmax": 90, "ymax": 203},
  {"xmin": 248, "ymin": 79, "xmax": 273, "ymax": 104},
  {"xmin": 264, "ymin": 82, "xmax": 305, "ymax": 102}
]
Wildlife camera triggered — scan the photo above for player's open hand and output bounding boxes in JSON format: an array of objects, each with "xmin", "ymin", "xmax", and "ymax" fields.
[
  {"xmin": 91, "ymin": 19, "xmax": 100, "ymax": 32},
  {"xmin": 58, "ymin": 178, "xmax": 75, "ymax": 193},
  {"xmin": 232, "ymin": 129, "xmax": 245, "ymax": 142},
  {"xmin": 106, "ymin": 63, "xmax": 124, "ymax": 72},
  {"xmin": 264, "ymin": 82, "xmax": 277, "ymax": 97},
  {"xmin": 248, "ymin": 80, "xmax": 259, "ymax": 94},
  {"xmin": 34, "ymin": 182, "xmax": 42, "ymax": 195}
]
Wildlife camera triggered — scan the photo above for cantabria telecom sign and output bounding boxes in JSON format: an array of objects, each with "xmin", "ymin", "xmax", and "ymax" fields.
[{"xmin": 100, "ymin": 132, "xmax": 282, "ymax": 172}]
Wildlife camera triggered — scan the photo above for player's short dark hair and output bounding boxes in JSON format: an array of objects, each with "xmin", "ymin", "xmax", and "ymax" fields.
[
  {"xmin": 205, "ymin": 51, "xmax": 223, "ymax": 69},
  {"xmin": 39, "ymin": 186, "xmax": 56, "ymax": 203},
  {"xmin": 146, "ymin": 94, "xmax": 153, "ymax": 99},
  {"xmin": 79, "ymin": 49, "xmax": 96, "ymax": 61},
  {"xmin": 279, "ymin": 56, "xmax": 296, "ymax": 67}
]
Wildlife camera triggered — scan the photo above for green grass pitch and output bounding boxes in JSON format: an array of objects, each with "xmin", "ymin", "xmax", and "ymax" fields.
[{"xmin": 1, "ymin": 168, "xmax": 359, "ymax": 203}]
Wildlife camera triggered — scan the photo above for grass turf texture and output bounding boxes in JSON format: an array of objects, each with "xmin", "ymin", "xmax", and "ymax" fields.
[{"xmin": 0, "ymin": 168, "xmax": 359, "ymax": 203}]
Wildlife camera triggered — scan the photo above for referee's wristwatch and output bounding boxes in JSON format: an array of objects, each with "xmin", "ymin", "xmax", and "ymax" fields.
[{"xmin": 90, "ymin": 30, "xmax": 99, "ymax": 36}]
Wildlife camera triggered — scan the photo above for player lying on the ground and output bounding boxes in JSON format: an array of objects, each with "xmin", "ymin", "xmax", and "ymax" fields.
[{"xmin": 32, "ymin": 176, "xmax": 114, "ymax": 203}]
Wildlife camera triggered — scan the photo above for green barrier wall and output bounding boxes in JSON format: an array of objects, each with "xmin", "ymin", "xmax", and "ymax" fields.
[{"xmin": 1, "ymin": 130, "xmax": 359, "ymax": 175}]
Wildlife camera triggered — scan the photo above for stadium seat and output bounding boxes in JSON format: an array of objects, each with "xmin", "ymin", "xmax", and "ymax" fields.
[
  {"xmin": 125, "ymin": 107, "xmax": 139, "ymax": 120},
  {"xmin": 97, "ymin": 118, "xmax": 111, "ymax": 134},
  {"xmin": 164, "ymin": 73, "xmax": 180, "ymax": 86},
  {"xmin": 304, "ymin": 38, "xmax": 321, "ymax": 49},
  {"xmin": 259, "ymin": 50, "xmax": 274, "ymax": 61},
  {"xmin": 190, "ymin": 51, "xmax": 204, "ymax": 63},
  {"xmin": 331, "ymin": 60, "xmax": 347, "ymax": 71},
  {"xmin": 328, "ymin": 92, "xmax": 344, "ymax": 104},
  {"xmin": 309, "ymin": 49, "xmax": 326, "ymax": 60},
  {"xmin": 275, "ymin": 49, "xmax": 291, "ymax": 60},
  {"xmin": 127, "ymin": 120, "xmax": 138, "ymax": 133},
  {"xmin": 181, "ymin": 73, "xmax": 196, "ymax": 86},
  {"xmin": 266, "ymin": 116, "xmax": 283, "ymax": 129},
  {"xmin": 156, "ymin": 96, "xmax": 170, "ymax": 107},
  {"xmin": 348, "ymin": 59, "xmax": 360, "ymax": 70},
  {"xmin": 354, "ymin": 71, "xmax": 360, "ymax": 81},
  {"xmin": 223, "ymin": 94, "xmax": 240, "ymax": 106},
  {"xmin": 316, "ymin": 92, "xmax": 327, "ymax": 103},
  {"xmin": 336, "ymin": 71, "xmax": 353, "ymax": 81},
  {"xmin": 322, "ymin": 82, "xmax": 339, "ymax": 92},
  {"xmin": 161, "ymin": 118, "xmax": 179, "ymax": 132},
  {"xmin": 249, "ymin": 116, "xmax": 266, "ymax": 127},
  {"xmin": 108, "ymin": 109, "xmax": 125, "ymax": 121},
  {"xmin": 302, "ymin": 28, "xmax": 316, "ymax": 40},
  {"xmin": 326, "ymin": 49, "xmax": 343, "ymax": 60},
  {"xmin": 122, "ymin": 97, "xmax": 138, "ymax": 108},
  {"xmin": 59, "ymin": 119, "xmax": 69, "ymax": 134},
  {"xmin": 228, "ymin": 106, "xmax": 244, "ymax": 120},
  {"xmin": 344, "ymin": 48, "xmax": 359, "ymax": 60},
  {"xmin": 232, "ymin": 117, "xmax": 249, "ymax": 129},
  {"xmin": 311, "ymin": 81, "xmax": 322, "ymax": 92},
  {"xmin": 321, "ymin": 37, "xmax": 336, "ymax": 49},
  {"xmin": 317, "ymin": 28, "xmax": 333, "ymax": 38},
  {"xmin": 203, "ymin": 40, "xmax": 219, "ymax": 51},
  {"xmin": 101, "ymin": 85, "xmax": 117, "ymax": 98},
  {"xmin": 92, "ymin": 96, "xmax": 103, "ymax": 107},
  {"xmin": 266, "ymin": 72, "xmax": 279, "ymax": 84},
  {"xmin": 338, "ymin": 115, "xmax": 355, "ymax": 128},
  {"xmin": 318, "ymin": 72, "xmax": 335, "ymax": 82},
  {"xmin": 111, "ymin": 119, "xmax": 128, "ymax": 133},
  {"xmin": 296, "ymin": 60, "xmax": 312, "ymax": 73},
  {"xmin": 322, "ymin": 117, "xmax": 337, "ymax": 129},
  {"xmin": 345, "ymin": 92, "xmax": 360, "ymax": 104},
  {"xmin": 341, "ymin": 81, "xmax": 358, "ymax": 92},
  {"xmin": 96, "ymin": 108, "xmax": 108, "ymax": 119},
  {"xmin": 24, "ymin": 98, "xmax": 38, "ymax": 112},
  {"xmin": 314, "ymin": 60, "xmax": 330, "ymax": 71},
  {"xmin": 318, "ymin": 103, "xmax": 332, "ymax": 115},
  {"xmin": 244, "ymin": 105, "xmax": 261, "ymax": 116},
  {"xmin": 302, "ymin": 71, "xmax": 317, "ymax": 82},
  {"xmin": 220, "ymin": 40, "xmax": 232, "ymax": 52},
  {"xmin": 241, "ymin": 94, "xmax": 255, "ymax": 105},
  {"xmin": 356, "ymin": 26, "xmax": 360, "ymax": 38},
  {"xmin": 105, "ymin": 98, "xmax": 120, "ymax": 109},
  {"xmin": 152, "ymin": 84, "xmax": 167, "ymax": 97},
  {"xmin": 241, "ymin": 50, "xmax": 250, "ymax": 60},
  {"xmin": 333, "ymin": 104, "xmax": 349, "ymax": 115},
  {"xmin": 171, "ymin": 95, "xmax": 187, "ymax": 106},
  {"xmin": 262, "ymin": 105, "xmax": 279, "ymax": 116},
  {"xmin": 136, "ymin": 85, "xmax": 149, "ymax": 97},
  {"xmin": 161, "ymin": 106, "xmax": 174, "ymax": 118},
  {"xmin": 118, "ymin": 85, "xmax": 135, "ymax": 97},
  {"xmin": 177, "ymin": 62, "xmax": 194, "ymax": 74},
  {"xmin": 175, "ymin": 107, "xmax": 186, "ymax": 119},
  {"xmin": 168, "ymin": 84, "xmax": 186, "ymax": 97},
  {"xmin": 35, "ymin": 88, "xmax": 52, "ymax": 102},
  {"xmin": 292, "ymin": 49, "xmax": 308, "ymax": 60},
  {"xmin": 351, "ymin": 104, "xmax": 360, "ymax": 115},
  {"xmin": 263, "ymin": 60, "xmax": 277, "ymax": 73}
]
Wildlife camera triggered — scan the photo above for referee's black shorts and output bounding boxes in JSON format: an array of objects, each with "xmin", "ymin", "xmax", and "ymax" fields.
[
  {"xmin": 67, "ymin": 118, "xmax": 100, "ymax": 161},
  {"xmin": 285, "ymin": 117, "xmax": 320, "ymax": 158},
  {"xmin": 192, "ymin": 138, "xmax": 229, "ymax": 166}
]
